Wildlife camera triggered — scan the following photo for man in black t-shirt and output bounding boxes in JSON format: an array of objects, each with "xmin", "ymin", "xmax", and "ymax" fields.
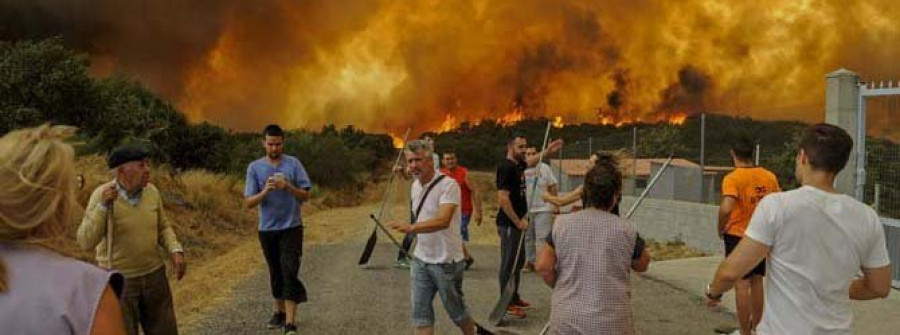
[{"xmin": 495, "ymin": 134, "xmax": 562, "ymax": 319}]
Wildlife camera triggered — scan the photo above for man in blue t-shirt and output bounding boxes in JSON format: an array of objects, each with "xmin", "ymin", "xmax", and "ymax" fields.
[{"xmin": 244, "ymin": 124, "xmax": 312, "ymax": 335}]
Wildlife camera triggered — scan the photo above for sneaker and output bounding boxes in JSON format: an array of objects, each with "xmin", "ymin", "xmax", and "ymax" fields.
[
  {"xmin": 395, "ymin": 258, "xmax": 410, "ymax": 269},
  {"xmin": 713, "ymin": 325, "xmax": 738, "ymax": 334},
  {"xmin": 283, "ymin": 323, "xmax": 298, "ymax": 335},
  {"xmin": 474, "ymin": 322, "xmax": 495, "ymax": 335},
  {"xmin": 512, "ymin": 299, "xmax": 531, "ymax": 309},
  {"xmin": 465, "ymin": 257, "xmax": 475, "ymax": 270},
  {"xmin": 266, "ymin": 312, "xmax": 285, "ymax": 329},
  {"xmin": 522, "ymin": 262, "xmax": 535, "ymax": 273},
  {"xmin": 505, "ymin": 306, "xmax": 527, "ymax": 319}
]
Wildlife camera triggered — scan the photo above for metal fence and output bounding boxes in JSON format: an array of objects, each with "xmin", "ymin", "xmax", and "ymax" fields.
[
  {"xmin": 548, "ymin": 121, "xmax": 788, "ymax": 206},
  {"xmin": 884, "ymin": 218, "xmax": 900, "ymax": 289},
  {"xmin": 864, "ymin": 96, "xmax": 900, "ymax": 219},
  {"xmin": 860, "ymin": 94, "xmax": 900, "ymax": 287}
]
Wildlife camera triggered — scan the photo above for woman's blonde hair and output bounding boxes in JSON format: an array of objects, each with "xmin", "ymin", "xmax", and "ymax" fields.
[{"xmin": 0, "ymin": 124, "xmax": 79, "ymax": 292}]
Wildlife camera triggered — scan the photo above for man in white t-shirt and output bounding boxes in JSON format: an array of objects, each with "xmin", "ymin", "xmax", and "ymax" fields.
[
  {"xmin": 387, "ymin": 139, "xmax": 476, "ymax": 335},
  {"xmin": 706, "ymin": 123, "xmax": 892, "ymax": 335},
  {"xmin": 394, "ymin": 134, "xmax": 442, "ymax": 268},
  {"xmin": 523, "ymin": 146, "xmax": 558, "ymax": 272}
]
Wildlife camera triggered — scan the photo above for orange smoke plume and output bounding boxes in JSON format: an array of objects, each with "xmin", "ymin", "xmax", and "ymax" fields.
[{"xmin": 11, "ymin": 0, "xmax": 900, "ymax": 135}]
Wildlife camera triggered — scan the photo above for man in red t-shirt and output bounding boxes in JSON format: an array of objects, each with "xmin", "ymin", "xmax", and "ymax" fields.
[{"xmin": 441, "ymin": 151, "xmax": 483, "ymax": 269}]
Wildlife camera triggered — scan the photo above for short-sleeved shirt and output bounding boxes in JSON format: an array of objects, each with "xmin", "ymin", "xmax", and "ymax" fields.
[
  {"xmin": 525, "ymin": 162, "xmax": 558, "ymax": 213},
  {"xmin": 431, "ymin": 153, "xmax": 441, "ymax": 171},
  {"xmin": 745, "ymin": 186, "xmax": 891, "ymax": 335},
  {"xmin": 411, "ymin": 173, "xmax": 465, "ymax": 264},
  {"xmin": 244, "ymin": 155, "xmax": 313, "ymax": 231},
  {"xmin": 722, "ymin": 167, "xmax": 781, "ymax": 237},
  {"xmin": 496, "ymin": 158, "xmax": 527, "ymax": 227},
  {"xmin": 544, "ymin": 210, "xmax": 639, "ymax": 335},
  {"xmin": 441, "ymin": 166, "xmax": 473, "ymax": 214},
  {"xmin": 0, "ymin": 243, "xmax": 124, "ymax": 335}
]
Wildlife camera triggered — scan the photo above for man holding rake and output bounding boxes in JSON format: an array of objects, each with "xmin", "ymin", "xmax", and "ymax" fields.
[
  {"xmin": 494, "ymin": 133, "xmax": 562, "ymax": 319},
  {"xmin": 386, "ymin": 139, "xmax": 477, "ymax": 335}
]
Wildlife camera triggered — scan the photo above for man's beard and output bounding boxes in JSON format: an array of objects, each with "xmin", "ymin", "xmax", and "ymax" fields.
[{"xmin": 268, "ymin": 152, "xmax": 282, "ymax": 159}]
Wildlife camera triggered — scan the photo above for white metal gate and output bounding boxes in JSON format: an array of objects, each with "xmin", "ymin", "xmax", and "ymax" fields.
[{"xmin": 856, "ymin": 80, "xmax": 900, "ymax": 288}]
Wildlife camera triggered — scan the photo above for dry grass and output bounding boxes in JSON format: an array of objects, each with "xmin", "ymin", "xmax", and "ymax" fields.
[
  {"xmin": 645, "ymin": 239, "xmax": 707, "ymax": 261},
  {"xmin": 59, "ymin": 155, "xmax": 359, "ymax": 323}
]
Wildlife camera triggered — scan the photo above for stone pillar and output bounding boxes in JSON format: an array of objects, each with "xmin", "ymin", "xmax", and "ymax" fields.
[{"xmin": 824, "ymin": 69, "xmax": 861, "ymax": 196}]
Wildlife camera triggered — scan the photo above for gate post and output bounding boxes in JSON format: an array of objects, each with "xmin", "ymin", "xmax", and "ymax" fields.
[{"xmin": 825, "ymin": 69, "xmax": 861, "ymax": 197}]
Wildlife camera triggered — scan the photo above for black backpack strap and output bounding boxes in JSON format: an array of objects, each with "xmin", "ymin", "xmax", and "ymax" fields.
[{"xmin": 411, "ymin": 175, "xmax": 447, "ymax": 223}]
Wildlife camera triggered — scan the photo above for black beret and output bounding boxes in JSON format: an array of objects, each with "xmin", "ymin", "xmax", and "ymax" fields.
[{"xmin": 107, "ymin": 146, "xmax": 149, "ymax": 169}]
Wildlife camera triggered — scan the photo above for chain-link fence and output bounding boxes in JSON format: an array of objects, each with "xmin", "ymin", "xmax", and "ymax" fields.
[
  {"xmin": 864, "ymin": 96, "xmax": 900, "ymax": 219},
  {"xmin": 546, "ymin": 119, "xmax": 796, "ymax": 206}
]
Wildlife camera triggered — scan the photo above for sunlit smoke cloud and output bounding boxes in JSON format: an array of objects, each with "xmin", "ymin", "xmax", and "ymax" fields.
[{"xmin": 2, "ymin": 0, "xmax": 899, "ymax": 135}]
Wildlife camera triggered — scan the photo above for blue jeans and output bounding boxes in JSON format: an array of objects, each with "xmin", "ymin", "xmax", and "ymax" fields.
[
  {"xmin": 460, "ymin": 213, "xmax": 471, "ymax": 242},
  {"xmin": 410, "ymin": 260, "xmax": 472, "ymax": 327}
]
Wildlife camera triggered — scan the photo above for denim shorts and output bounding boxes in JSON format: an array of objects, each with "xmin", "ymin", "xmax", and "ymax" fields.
[{"xmin": 410, "ymin": 260, "xmax": 471, "ymax": 327}]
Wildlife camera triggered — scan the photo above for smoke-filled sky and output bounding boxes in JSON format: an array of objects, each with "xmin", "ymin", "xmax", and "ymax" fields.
[{"xmin": 2, "ymin": 0, "xmax": 899, "ymax": 134}]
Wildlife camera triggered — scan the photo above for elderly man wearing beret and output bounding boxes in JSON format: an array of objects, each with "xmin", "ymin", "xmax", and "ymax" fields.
[{"xmin": 78, "ymin": 146, "xmax": 185, "ymax": 335}]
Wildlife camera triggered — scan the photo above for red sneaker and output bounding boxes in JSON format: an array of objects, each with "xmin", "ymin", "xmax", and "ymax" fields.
[
  {"xmin": 506, "ymin": 306, "xmax": 527, "ymax": 319},
  {"xmin": 512, "ymin": 299, "xmax": 531, "ymax": 309}
]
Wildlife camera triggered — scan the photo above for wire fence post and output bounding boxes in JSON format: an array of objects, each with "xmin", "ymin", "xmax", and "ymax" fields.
[
  {"xmin": 755, "ymin": 143, "xmax": 760, "ymax": 166},
  {"xmin": 632, "ymin": 126, "xmax": 638, "ymax": 196},
  {"xmin": 588, "ymin": 137, "xmax": 593, "ymax": 155},
  {"xmin": 700, "ymin": 113, "xmax": 706, "ymax": 203},
  {"xmin": 558, "ymin": 142, "xmax": 564, "ymax": 192}
]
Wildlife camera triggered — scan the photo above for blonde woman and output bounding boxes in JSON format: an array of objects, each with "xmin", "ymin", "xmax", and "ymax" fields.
[{"xmin": 0, "ymin": 125, "xmax": 125, "ymax": 335}]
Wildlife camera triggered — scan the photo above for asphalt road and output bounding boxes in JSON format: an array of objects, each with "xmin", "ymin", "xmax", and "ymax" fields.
[{"xmin": 182, "ymin": 243, "xmax": 734, "ymax": 334}]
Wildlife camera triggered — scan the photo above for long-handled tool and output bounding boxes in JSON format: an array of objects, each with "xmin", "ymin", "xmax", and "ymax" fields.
[
  {"xmin": 358, "ymin": 127, "xmax": 411, "ymax": 266},
  {"xmin": 488, "ymin": 122, "xmax": 553, "ymax": 326},
  {"xmin": 368, "ymin": 214, "xmax": 422, "ymax": 263},
  {"xmin": 537, "ymin": 155, "xmax": 675, "ymax": 334}
]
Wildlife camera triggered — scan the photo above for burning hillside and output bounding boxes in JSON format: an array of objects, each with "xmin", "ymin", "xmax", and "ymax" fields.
[{"xmin": 2, "ymin": 0, "xmax": 899, "ymax": 134}]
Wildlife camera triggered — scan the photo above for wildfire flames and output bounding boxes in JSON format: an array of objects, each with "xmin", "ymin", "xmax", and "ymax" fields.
[
  {"xmin": 6, "ymin": 0, "xmax": 900, "ymax": 135},
  {"xmin": 553, "ymin": 116, "xmax": 564, "ymax": 128},
  {"xmin": 437, "ymin": 114, "xmax": 458, "ymax": 133},
  {"xmin": 668, "ymin": 113, "xmax": 687, "ymax": 126},
  {"xmin": 390, "ymin": 133, "xmax": 406, "ymax": 149}
]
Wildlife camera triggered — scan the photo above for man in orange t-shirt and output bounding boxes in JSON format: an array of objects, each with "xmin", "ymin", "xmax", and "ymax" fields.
[{"xmin": 718, "ymin": 138, "xmax": 781, "ymax": 335}]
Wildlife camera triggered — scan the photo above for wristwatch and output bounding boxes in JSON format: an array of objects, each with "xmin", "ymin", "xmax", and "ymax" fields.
[{"xmin": 706, "ymin": 284, "xmax": 723, "ymax": 301}]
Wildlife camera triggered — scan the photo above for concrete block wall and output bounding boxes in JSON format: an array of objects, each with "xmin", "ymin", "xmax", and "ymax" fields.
[{"xmin": 620, "ymin": 196, "xmax": 723, "ymax": 255}]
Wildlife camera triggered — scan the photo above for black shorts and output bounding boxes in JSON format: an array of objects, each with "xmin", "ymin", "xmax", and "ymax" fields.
[
  {"xmin": 259, "ymin": 225, "xmax": 308, "ymax": 303},
  {"xmin": 723, "ymin": 234, "xmax": 766, "ymax": 279}
]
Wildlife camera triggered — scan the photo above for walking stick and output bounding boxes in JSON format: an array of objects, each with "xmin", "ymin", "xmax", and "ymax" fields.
[{"xmin": 105, "ymin": 199, "xmax": 115, "ymax": 270}]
